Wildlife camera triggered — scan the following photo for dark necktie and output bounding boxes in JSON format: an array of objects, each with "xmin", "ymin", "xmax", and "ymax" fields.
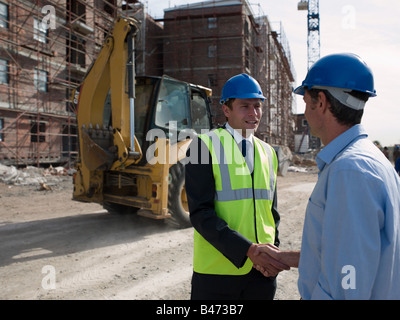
[
  {"xmin": 240, "ymin": 139, "xmax": 253, "ymax": 174},
  {"xmin": 241, "ymin": 139, "xmax": 247, "ymax": 158}
]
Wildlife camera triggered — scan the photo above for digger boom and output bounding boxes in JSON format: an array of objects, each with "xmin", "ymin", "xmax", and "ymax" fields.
[{"xmin": 72, "ymin": 17, "xmax": 212, "ymax": 227}]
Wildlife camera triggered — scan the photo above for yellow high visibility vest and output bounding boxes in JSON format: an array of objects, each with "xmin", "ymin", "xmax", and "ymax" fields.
[{"xmin": 193, "ymin": 128, "xmax": 278, "ymax": 275}]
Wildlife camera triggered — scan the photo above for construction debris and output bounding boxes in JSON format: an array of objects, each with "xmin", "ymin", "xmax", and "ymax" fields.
[
  {"xmin": 39, "ymin": 182, "xmax": 52, "ymax": 191},
  {"xmin": 0, "ymin": 164, "xmax": 73, "ymax": 187},
  {"xmin": 291, "ymin": 152, "xmax": 318, "ymax": 167}
]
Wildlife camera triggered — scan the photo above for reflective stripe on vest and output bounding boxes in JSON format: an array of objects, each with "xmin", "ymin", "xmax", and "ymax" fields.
[
  {"xmin": 205, "ymin": 130, "xmax": 276, "ymax": 202},
  {"xmin": 193, "ymin": 128, "xmax": 278, "ymax": 275}
]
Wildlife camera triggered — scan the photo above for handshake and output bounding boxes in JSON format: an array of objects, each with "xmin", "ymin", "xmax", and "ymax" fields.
[{"xmin": 247, "ymin": 243, "xmax": 300, "ymax": 277}]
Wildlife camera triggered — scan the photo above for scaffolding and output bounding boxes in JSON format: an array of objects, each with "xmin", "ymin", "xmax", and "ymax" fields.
[
  {"xmin": 0, "ymin": 0, "xmax": 297, "ymax": 168},
  {"xmin": 160, "ymin": 0, "xmax": 296, "ymax": 148},
  {"xmin": 0, "ymin": 0, "xmax": 123, "ymax": 167}
]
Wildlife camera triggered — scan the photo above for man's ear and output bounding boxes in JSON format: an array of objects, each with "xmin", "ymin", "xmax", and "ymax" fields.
[
  {"xmin": 222, "ymin": 104, "xmax": 231, "ymax": 118},
  {"xmin": 318, "ymin": 91, "xmax": 329, "ymax": 113}
]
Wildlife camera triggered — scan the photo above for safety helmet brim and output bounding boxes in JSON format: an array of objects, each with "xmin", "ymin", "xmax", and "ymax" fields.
[
  {"xmin": 293, "ymin": 83, "xmax": 377, "ymax": 97},
  {"xmin": 293, "ymin": 85, "xmax": 306, "ymax": 96},
  {"xmin": 220, "ymin": 92, "xmax": 266, "ymax": 104},
  {"xmin": 293, "ymin": 53, "xmax": 377, "ymax": 97},
  {"xmin": 220, "ymin": 73, "xmax": 266, "ymax": 105}
]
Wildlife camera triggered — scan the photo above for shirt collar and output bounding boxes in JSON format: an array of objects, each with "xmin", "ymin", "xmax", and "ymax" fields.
[
  {"xmin": 225, "ymin": 122, "xmax": 254, "ymax": 145},
  {"xmin": 316, "ymin": 124, "xmax": 368, "ymax": 171}
]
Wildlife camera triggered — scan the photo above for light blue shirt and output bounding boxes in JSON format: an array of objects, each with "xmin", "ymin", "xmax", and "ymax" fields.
[{"xmin": 298, "ymin": 124, "xmax": 400, "ymax": 300}]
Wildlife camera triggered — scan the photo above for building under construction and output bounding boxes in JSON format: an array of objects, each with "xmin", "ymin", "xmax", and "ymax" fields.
[
  {"xmin": 162, "ymin": 0, "xmax": 295, "ymax": 146},
  {"xmin": 0, "ymin": 0, "xmax": 295, "ymax": 167}
]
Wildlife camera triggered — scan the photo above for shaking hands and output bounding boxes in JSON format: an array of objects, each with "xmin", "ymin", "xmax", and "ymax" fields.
[{"xmin": 247, "ymin": 243, "xmax": 300, "ymax": 277}]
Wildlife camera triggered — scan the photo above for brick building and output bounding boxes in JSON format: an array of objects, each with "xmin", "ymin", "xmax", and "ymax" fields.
[
  {"xmin": 0, "ymin": 0, "xmax": 162, "ymax": 166},
  {"xmin": 162, "ymin": 0, "xmax": 295, "ymax": 146},
  {"xmin": 0, "ymin": 0, "xmax": 295, "ymax": 167}
]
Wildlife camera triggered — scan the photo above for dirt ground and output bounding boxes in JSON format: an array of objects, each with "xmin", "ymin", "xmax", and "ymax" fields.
[{"xmin": 0, "ymin": 169, "xmax": 317, "ymax": 300}]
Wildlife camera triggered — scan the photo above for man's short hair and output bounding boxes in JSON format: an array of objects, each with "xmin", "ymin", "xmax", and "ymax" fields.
[{"xmin": 308, "ymin": 88, "xmax": 369, "ymax": 126}]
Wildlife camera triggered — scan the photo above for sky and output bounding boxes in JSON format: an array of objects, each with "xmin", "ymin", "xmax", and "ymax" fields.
[{"xmin": 146, "ymin": 0, "xmax": 400, "ymax": 147}]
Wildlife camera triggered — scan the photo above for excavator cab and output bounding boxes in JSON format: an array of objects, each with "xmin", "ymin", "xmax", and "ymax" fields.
[
  {"xmin": 100, "ymin": 75, "xmax": 212, "ymax": 166},
  {"xmin": 129, "ymin": 75, "xmax": 212, "ymax": 162},
  {"xmin": 80, "ymin": 74, "xmax": 212, "ymax": 169}
]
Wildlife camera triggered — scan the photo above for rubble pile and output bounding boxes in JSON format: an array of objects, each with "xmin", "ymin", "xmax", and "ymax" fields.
[
  {"xmin": 0, "ymin": 164, "xmax": 74, "ymax": 187},
  {"xmin": 288, "ymin": 152, "xmax": 319, "ymax": 174}
]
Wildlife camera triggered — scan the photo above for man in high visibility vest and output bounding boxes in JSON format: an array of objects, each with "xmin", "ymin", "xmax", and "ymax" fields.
[{"xmin": 185, "ymin": 73, "xmax": 289, "ymax": 300}]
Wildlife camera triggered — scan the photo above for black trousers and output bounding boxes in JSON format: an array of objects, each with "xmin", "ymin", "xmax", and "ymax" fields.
[{"xmin": 191, "ymin": 269, "xmax": 277, "ymax": 300}]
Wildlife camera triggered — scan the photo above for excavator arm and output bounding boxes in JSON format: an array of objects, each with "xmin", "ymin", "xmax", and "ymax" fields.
[{"xmin": 73, "ymin": 17, "xmax": 142, "ymax": 199}]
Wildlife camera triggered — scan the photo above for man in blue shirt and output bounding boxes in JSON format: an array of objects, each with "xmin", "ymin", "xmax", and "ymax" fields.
[{"xmin": 255, "ymin": 53, "xmax": 400, "ymax": 299}]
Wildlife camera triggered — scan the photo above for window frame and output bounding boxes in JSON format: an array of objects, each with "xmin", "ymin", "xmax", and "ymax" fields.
[
  {"xmin": 0, "ymin": 58, "xmax": 9, "ymax": 84},
  {"xmin": 0, "ymin": 2, "xmax": 9, "ymax": 29},
  {"xmin": 34, "ymin": 68, "xmax": 48, "ymax": 92},
  {"xmin": 0, "ymin": 118, "xmax": 4, "ymax": 142},
  {"xmin": 33, "ymin": 17, "xmax": 48, "ymax": 43}
]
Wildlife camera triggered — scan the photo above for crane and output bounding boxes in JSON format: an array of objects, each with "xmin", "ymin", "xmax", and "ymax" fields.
[{"xmin": 298, "ymin": 0, "xmax": 320, "ymax": 70}]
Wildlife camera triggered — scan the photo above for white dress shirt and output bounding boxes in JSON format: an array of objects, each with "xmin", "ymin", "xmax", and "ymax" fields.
[{"xmin": 225, "ymin": 122, "xmax": 254, "ymax": 173}]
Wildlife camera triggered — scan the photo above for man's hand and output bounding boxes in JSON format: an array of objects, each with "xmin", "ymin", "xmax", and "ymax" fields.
[
  {"xmin": 247, "ymin": 244, "xmax": 290, "ymax": 277},
  {"xmin": 255, "ymin": 243, "xmax": 300, "ymax": 272}
]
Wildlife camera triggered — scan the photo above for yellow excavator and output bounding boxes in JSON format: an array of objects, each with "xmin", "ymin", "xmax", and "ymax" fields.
[{"xmin": 72, "ymin": 17, "xmax": 213, "ymax": 227}]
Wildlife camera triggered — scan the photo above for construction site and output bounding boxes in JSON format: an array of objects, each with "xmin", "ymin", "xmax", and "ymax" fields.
[
  {"xmin": 0, "ymin": 0, "xmax": 296, "ymax": 167},
  {"xmin": 2, "ymin": 0, "xmax": 399, "ymax": 302},
  {"xmin": 0, "ymin": 0, "xmax": 314, "ymax": 301}
]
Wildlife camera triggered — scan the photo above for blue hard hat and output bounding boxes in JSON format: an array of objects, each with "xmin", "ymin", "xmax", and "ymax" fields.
[
  {"xmin": 220, "ymin": 73, "xmax": 266, "ymax": 104},
  {"xmin": 294, "ymin": 53, "xmax": 377, "ymax": 97}
]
